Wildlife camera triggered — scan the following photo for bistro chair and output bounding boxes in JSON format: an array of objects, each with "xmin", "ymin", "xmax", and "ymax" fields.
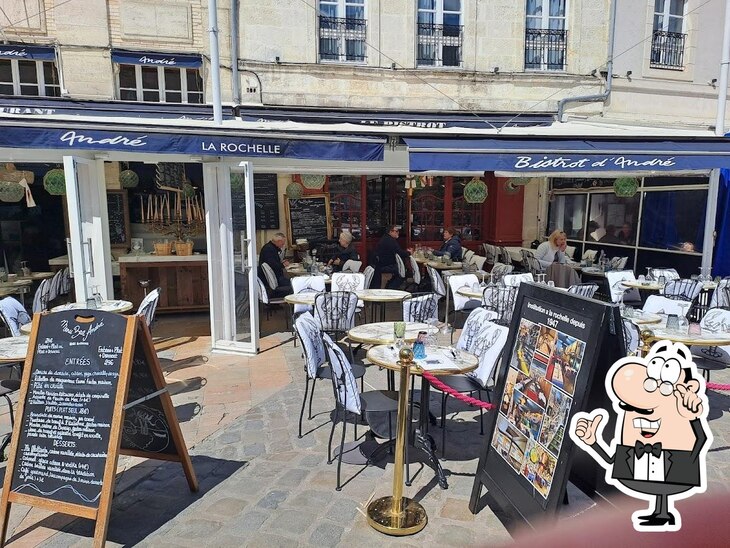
[
  {"xmin": 293, "ymin": 312, "xmax": 366, "ymax": 439},
  {"xmin": 662, "ymin": 279, "xmax": 703, "ymax": 301},
  {"xmin": 642, "ymin": 294, "xmax": 691, "ymax": 318},
  {"xmin": 426, "ymin": 265, "xmax": 447, "ymax": 300},
  {"xmin": 31, "ymin": 279, "xmax": 52, "ymax": 314},
  {"xmin": 567, "ymin": 283, "xmax": 599, "ymax": 299},
  {"xmin": 291, "ymin": 275, "xmax": 326, "ymax": 315},
  {"xmin": 523, "ymin": 255, "xmax": 544, "ymax": 277},
  {"xmin": 621, "ymin": 318, "xmax": 641, "ymax": 356},
  {"xmin": 60, "ymin": 267, "xmax": 71, "ymax": 295},
  {"xmin": 341, "ymin": 260, "xmax": 362, "ymax": 273},
  {"xmin": 136, "ymin": 287, "xmax": 162, "ymax": 331},
  {"xmin": 462, "ymin": 249, "xmax": 475, "ymax": 265},
  {"xmin": 256, "ymin": 277, "xmax": 288, "ymax": 327},
  {"xmin": 489, "ymin": 263, "xmax": 513, "ymax": 284},
  {"xmin": 46, "ymin": 269, "xmax": 65, "ymax": 307},
  {"xmin": 362, "ymin": 265, "xmax": 375, "ymax": 289},
  {"xmin": 691, "ymin": 307, "xmax": 730, "ymax": 380},
  {"xmin": 471, "ymin": 255, "xmax": 487, "ymax": 272},
  {"xmin": 609, "ymin": 256, "xmax": 628, "ymax": 271},
  {"xmin": 503, "ymin": 273, "xmax": 534, "ymax": 287},
  {"xmin": 436, "ymin": 317, "xmax": 509, "ymax": 456},
  {"xmin": 709, "ymin": 278, "xmax": 730, "ymax": 308},
  {"xmin": 482, "ymin": 285, "xmax": 519, "ymax": 326},
  {"xmin": 482, "ymin": 243, "xmax": 498, "ymax": 266},
  {"xmin": 405, "ymin": 256, "xmax": 424, "ymax": 292},
  {"xmin": 498, "ymin": 246, "xmax": 513, "ymax": 266},
  {"xmin": 394, "ymin": 254, "xmax": 407, "ymax": 287},
  {"xmin": 401, "ymin": 292, "xmax": 439, "ymax": 323},
  {"xmin": 0, "ymin": 297, "xmax": 31, "ymax": 338},
  {"xmin": 331, "ymin": 272, "xmax": 365, "ymax": 293},
  {"xmin": 322, "ymin": 333, "xmax": 398, "ymax": 491},
  {"xmin": 314, "ymin": 291, "xmax": 358, "ymax": 341},
  {"xmin": 605, "ymin": 270, "xmax": 641, "ymax": 305},
  {"xmin": 648, "ymin": 267, "xmax": 680, "ymax": 281},
  {"xmin": 447, "ymin": 274, "xmax": 481, "ymax": 341},
  {"xmin": 260, "ymin": 262, "xmax": 279, "ymax": 291}
]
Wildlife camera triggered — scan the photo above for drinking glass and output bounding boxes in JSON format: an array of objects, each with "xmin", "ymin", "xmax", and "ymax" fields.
[
  {"xmin": 646, "ymin": 267, "xmax": 653, "ymax": 281},
  {"xmin": 393, "ymin": 321, "xmax": 406, "ymax": 349},
  {"xmin": 547, "ymin": 280, "xmax": 555, "ymax": 287}
]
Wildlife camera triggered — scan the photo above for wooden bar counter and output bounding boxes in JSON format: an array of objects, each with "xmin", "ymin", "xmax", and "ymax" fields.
[{"xmin": 119, "ymin": 253, "xmax": 209, "ymax": 313}]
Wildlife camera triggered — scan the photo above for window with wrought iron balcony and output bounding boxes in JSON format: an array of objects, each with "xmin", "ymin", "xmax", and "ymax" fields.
[
  {"xmin": 318, "ymin": 15, "xmax": 367, "ymax": 63},
  {"xmin": 417, "ymin": 22, "xmax": 463, "ymax": 67},
  {"xmin": 650, "ymin": 30, "xmax": 686, "ymax": 70},
  {"xmin": 524, "ymin": 28, "xmax": 568, "ymax": 71}
]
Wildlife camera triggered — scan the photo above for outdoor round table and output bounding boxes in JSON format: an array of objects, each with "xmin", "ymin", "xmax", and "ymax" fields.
[
  {"xmin": 641, "ymin": 328, "xmax": 730, "ymax": 348},
  {"xmin": 283, "ymin": 292, "xmax": 319, "ymax": 306},
  {"xmin": 621, "ymin": 310, "xmax": 663, "ymax": 325},
  {"xmin": 19, "ymin": 322, "xmax": 32, "ymax": 335},
  {"xmin": 367, "ymin": 344, "xmax": 477, "ymax": 489},
  {"xmin": 0, "ymin": 336, "xmax": 30, "ymax": 364},
  {"xmin": 456, "ymin": 286, "xmax": 485, "ymax": 300},
  {"xmin": 355, "ymin": 289, "xmax": 410, "ymax": 322},
  {"xmin": 347, "ymin": 321, "xmax": 438, "ymax": 345},
  {"xmin": 425, "ymin": 261, "xmax": 462, "ymax": 271},
  {"xmin": 51, "ymin": 300, "xmax": 134, "ymax": 313},
  {"xmin": 622, "ymin": 280, "xmax": 664, "ymax": 292},
  {"xmin": 286, "ymin": 267, "xmax": 332, "ymax": 282}
]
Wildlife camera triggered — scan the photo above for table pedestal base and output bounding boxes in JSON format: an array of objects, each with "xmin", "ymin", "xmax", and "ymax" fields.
[
  {"xmin": 414, "ymin": 429, "xmax": 448, "ymax": 489},
  {"xmin": 367, "ymin": 496, "xmax": 427, "ymax": 536}
]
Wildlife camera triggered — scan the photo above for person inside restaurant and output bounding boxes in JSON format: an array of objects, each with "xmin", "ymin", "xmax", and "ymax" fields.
[
  {"xmin": 258, "ymin": 232, "xmax": 293, "ymax": 297},
  {"xmin": 372, "ymin": 225, "xmax": 410, "ymax": 290},
  {"xmin": 328, "ymin": 231, "xmax": 359, "ymax": 271},
  {"xmin": 618, "ymin": 222, "xmax": 634, "ymax": 244},
  {"xmin": 432, "ymin": 227, "xmax": 463, "ymax": 262},
  {"xmin": 535, "ymin": 230, "xmax": 568, "ymax": 268}
]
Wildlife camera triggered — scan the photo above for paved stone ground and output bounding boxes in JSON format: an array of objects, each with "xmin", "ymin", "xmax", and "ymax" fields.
[{"xmin": 2, "ymin": 315, "xmax": 730, "ymax": 546}]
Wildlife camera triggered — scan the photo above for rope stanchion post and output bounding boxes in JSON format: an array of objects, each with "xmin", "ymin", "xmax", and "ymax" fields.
[{"xmin": 421, "ymin": 371, "xmax": 496, "ymax": 410}]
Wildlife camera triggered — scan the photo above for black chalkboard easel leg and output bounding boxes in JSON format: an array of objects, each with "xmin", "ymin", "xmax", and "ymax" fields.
[{"xmin": 563, "ymin": 490, "xmax": 570, "ymax": 505}]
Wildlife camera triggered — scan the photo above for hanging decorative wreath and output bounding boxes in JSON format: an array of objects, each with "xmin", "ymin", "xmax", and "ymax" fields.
[
  {"xmin": 286, "ymin": 181, "xmax": 304, "ymax": 199},
  {"xmin": 119, "ymin": 169, "xmax": 139, "ymax": 189},
  {"xmin": 464, "ymin": 178, "xmax": 488, "ymax": 203},
  {"xmin": 230, "ymin": 173, "xmax": 245, "ymax": 191},
  {"xmin": 613, "ymin": 177, "xmax": 639, "ymax": 198},
  {"xmin": 0, "ymin": 181, "xmax": 25, "ymax": 202},
  {"xmin": 43, "ymin": 168, "xmax": 67, "ymax": 195},
  {"xmin": 182, "ymin": 182, "xmax": 196, "ymax": 198},
  {"xmin": 300, "ymin": 174, "xmax": 326, "ymax": 190}
]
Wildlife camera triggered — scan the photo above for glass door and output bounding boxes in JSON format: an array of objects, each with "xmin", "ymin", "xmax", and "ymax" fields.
[{"xmin": 204, "ymin": 161, "xmax": 259, "ymax": 353}]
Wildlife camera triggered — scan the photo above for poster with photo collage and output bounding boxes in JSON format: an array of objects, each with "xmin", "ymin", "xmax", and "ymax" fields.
[{"xmin": 492, "ymin": 314, "xmax": 586, "ymax": 500}]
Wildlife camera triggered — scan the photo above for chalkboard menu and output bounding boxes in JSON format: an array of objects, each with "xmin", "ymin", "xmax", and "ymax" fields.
[
  {"xmin": 232, "ymin": 173, "xmax": 280, "ymax": 231},
  {"xmin": 286, "ymin": 194, "xmax": 331, "ymax": 243},
  {"xmin": 10, "ymin": 310, "xmax": 128, "ymax": 507},
  {"xmin": 107, "ymin": 190, "xmax": 130, "ymax": 248},
  {"xmin": 470, "ymin": 284, "xmax": 623, "ymax": 526}
]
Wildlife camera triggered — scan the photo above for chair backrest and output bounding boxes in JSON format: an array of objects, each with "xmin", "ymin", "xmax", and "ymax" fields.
[
  {"xmin": 0, "ymin": 296, "xmax": 31, "ymax": 337},
  {"xmin": 503, "ymin": 273, "xmax": 533, "ymax": 287},
  {"xmin": 456, "ymin": 307, "xmax": 494, "ymax": 353},
  {"xmin": 662, "ymin": 279, "xmax": 703, "ymax": 301},
  {"xmin": 426, "ymin": 265, "xmax": 447, "ymax": 298},
  {"xmin": 498, "ymin": 246, "xmax": 512, "ymax": 265},
  {"xmin": 47, "ymin": 270, "xmax": 64, "ymax": 302},
  {"xmin": 314, "ymin": 291, "xmax": 358, "ymax": 335},
  {"xmin": 136, "ymin": 287, "xmax": 161, "ymax": 328},
  {"xmin": 490, "ymin": 263, "xmax": 513, "ymax": 284},
  {"xmin": 524, "ymin": 255, "xmax": 544, "ymax": 276},
  {"xmin": 520, "ymin": 249, "xmax": 535, "ymax": 263},
  {"xmin": 447, "ymin": 273, "xmax": 480, "ymax": 312},
  {"xmin": 331, "ymin": 272, "xmax": 365, "ymax": 293},
  {"xmin": 567, "ymin": 283, "xmax": 599, "ymax": 298},
  {"xmin": 582, "ymin": 249, "xmax": 598, "ymax": 262},
  {"xmin": 322, "ymin": 332, "xmax": 361, "ymax": 414},
  {"xmin": 605, "ymin": 270, "xmax": 640, "ymax": 303},
  {"xmin": 394, "ymin": 254, "xmax": 407, "ymax": 278},
  {"xmin": 363, "ymin": 265, "xmax": 375, "ymax": 289},
  {"xmin": 256, "ymin": 277, "xmax": 270, "ymax": 305},
  {"xmin": 463, "ymin": 249, "xmax": 475, "ymax": 264},
  {"xmin": 482, "ymin": 285, "xmax": 518, "ymax": 325},
  {"xmin": 291, "ymin": 275, "xmax": 326, "ymax": 314},
  {"xmin": 32, "ymin": 279, "xmax": 51, "ymax": 313},
  {"xmin": 471, "ymin": 255, "xmax": 487, "ymax": 271},
  {"xmin": 260, "ymin": 262, "xmax": 278, "ymax": 290},
  {"xmin": 621, "ymin": 318, "xmax": 640, "ymax": 356},
  {"xmin": 565, "ymin": 245, "xmax": 576, "ymax": 260},
  {"xmin": 608, "ymin": 256, "xmax": 628, "ymax": 271},
  {"xmin": 466, "ymin": 321, "xmax": 510, "ymax": 388},
  {"xmin": 293, "ymin": 311, "xmax": 327, "ymax": 379},
  {"xmin": 649, "ymin": 267, "xmax": 680, "ymax": 281},
  {"xmin": 710, "ymin": 278, "xmax": 730, "ymax": 308},
  {"xmin": 408, "ymin": 256, "xmax": 422, "ymax": 285},
  {"xmin": 699, "ymin": 307, "xmax": 730, "ymax": 333},
  {"xmin": 402, "ymin": 292, "xmax": 439, "ymax": 322},
  {"xmin": 341, "ymin": 259, "xmax": 362, "ymax": 273},
  {"xmin": 60, "ymin": 267, "xmax": 71, "ymax": 295},
  {"xmin": 482, "ymin": 243, "xmax": 498, "ymax": 265},
  {"xmin": 643, "ymin": 294, "xmax": 691, "ymax": 317}
]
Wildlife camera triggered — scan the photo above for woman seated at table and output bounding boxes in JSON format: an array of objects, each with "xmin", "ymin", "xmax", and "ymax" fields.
[
  {"xmin": 328, "ymin": 231, "xmax": 359, "ymax": 271},
  {"xmin": 432, "ymin": 227, "xmax": 462, "ymax": 262},
  {"xmin": 534, "ymin": 230, "xmax": 568, "ymax": 269}
]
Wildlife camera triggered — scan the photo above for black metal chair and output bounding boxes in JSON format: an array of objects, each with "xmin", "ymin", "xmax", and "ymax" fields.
[
  {"xmin": 567, "ymin": 283, "xmax": 599, "ymax": 298},
  {"xmin": 663, "ymin": 279, "xmax": 703, "ymax": 301},
  {"xmin": 691, "ymin": 307, "xmax": 730, "ymax": 381},
  {"xmin": 482, "ymin": 285, "xmax": 518, "ymax": 326},
  {"xmin": 621, "ymin": 318, "xmax": 641, "ymax": 356},
  {"xmin": 313, "ymin": 291, "xmax": 358, "ymax": 341},
  {"xmin": 401, "ymin": 292, "xmax": 439, "ymax": 323}
]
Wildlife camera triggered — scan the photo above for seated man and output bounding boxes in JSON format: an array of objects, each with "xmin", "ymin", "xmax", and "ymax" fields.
[
  {"xmin": 432, "ymin": 227, "xmax": 462, "ymax": 262},
  {"xmin": 372, "ymin": 225, "xmax": 410, "ymax": 289},
  {"xmin": 328, "ymin": 231, "xmax": 359, "ymax": 271},
  {"xmin": 258, "ymin": 232, "xmax": 293, "ymax": 297}
]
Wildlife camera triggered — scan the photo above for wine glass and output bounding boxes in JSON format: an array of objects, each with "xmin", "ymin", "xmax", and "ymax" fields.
[
  {"xmin": 645, "ymin": 267, "xmax": 653, "ymax": 281},
  {"xmin": 393, "ymin": 321, "xmax": 406, "ymax": 349}
]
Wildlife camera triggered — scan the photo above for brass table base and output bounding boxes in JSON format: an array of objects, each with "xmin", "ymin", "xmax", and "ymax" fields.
[{"xmin": 367, "ymin": 496, "xmax": 427, "ymax": 536}]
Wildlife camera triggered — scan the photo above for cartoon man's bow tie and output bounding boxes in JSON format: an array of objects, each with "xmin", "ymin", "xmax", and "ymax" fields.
[{"xmin": 634, "ymin": 441, "xmax": 663, "ymax": 458}]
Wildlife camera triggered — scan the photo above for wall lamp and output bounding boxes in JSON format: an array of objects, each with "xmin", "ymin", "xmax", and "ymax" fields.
[
  {"xmin": 275, "ymin": 56, "xmax": 281, "ymax": 64},
  {"xmin": 710, "ymin": 78, "xmax": 718, "ymax": 88},
  {"xmin": 493, "ymin": 66, "xmax": 499, "ymax": 74},
  {"xmin": 625, "ymin": 70, "xmax": 632, "ymax": 81}
]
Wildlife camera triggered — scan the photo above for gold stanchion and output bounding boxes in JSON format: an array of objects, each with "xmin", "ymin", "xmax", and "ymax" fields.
[
  {"xmin": 639, "ymin": 329, "xmax": 655, "ymax": 357},
  {"xmin": 367, "ymin": 347, "xmax": 428, "ymax": 536}
]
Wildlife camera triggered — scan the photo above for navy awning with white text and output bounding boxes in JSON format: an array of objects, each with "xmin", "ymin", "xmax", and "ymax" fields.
[
  {"xmin": 0, "ymin": 45, "xmax": 55, "ymax": 61},
  {"xmin": 111, "ymin": 50, "xmax": 202, "ymax": 69},
  {"xmin": 405, "ymin": 137, "xmax": 730, "ymax": 172}
]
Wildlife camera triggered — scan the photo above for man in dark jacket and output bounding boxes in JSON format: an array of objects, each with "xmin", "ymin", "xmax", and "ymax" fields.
[
  {"xmin": 328, "ymin": 231, "xmax": 360, "ymax": 271},
  {"xmin": 258, "ymin": 232, "xmax": 292, "ymax": 296},
  {"xmin": 372, "ymin": 225, "xmax": 410, "ymax": 289},
  {"xmin": 432, "ymin": 227, "xmax": 462, "ymax": 262}
]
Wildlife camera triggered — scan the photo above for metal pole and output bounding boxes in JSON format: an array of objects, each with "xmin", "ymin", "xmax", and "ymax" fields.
[
  {"xmin": 208, "ymin": 0, "xmax": 223, "ymax": 125},
  {"xmin": 230, "ymin": 0, "xmax": 240, "ymax": 104}
]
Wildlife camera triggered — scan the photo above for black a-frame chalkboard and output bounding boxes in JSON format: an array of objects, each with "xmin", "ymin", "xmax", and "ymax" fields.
[{"xmin": 469, "ymin": 284, "xmax": 624, "ymax": 527}]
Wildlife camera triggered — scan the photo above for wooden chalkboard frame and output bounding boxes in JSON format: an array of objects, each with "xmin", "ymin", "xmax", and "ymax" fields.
[
  {"xmin": 469, "ymin": 284, "xmax": 623, "ymax": 528},
  {"xmin": 0, "ymin": 313, "xmax": 197, "ymax": 547},
  {"xmin": 284, "ymin": 193, "xmax": 332, "ymax": 243},
  {"xmin": 106, "ymin": 190, "xmax": 131, "ymax": 249}
]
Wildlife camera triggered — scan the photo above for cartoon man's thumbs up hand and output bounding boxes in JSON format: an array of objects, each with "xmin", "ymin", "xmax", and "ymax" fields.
[{"xmin": 572, "ymin": 411, "xmax": 604, "ymax": 446}]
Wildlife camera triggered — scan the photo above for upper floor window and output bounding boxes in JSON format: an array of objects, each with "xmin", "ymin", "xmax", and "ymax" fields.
[
  {"xmin": 525, "ymin": 0, "xmax": 567, "ymax": 71},
  {"xmin": 651, "ymin": 0, "xmax": 686, "ymax": 70},
  {"xmin": 319, "ymin": 0, "xmax": 367, "ymax": 63},
  {"xmin": 417, "ymin": 0, "xmax": 463, "ymax": 67},
  {"xmin": 0, "ymin": 45, "xmax": 60, "ymax": 97},
  {"xmin": 112, "ymin": 50, "xmax": 203, "ymax": 103}
]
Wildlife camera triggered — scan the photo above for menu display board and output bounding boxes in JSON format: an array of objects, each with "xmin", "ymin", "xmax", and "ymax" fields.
[
  {"xmin": 232, "ymin": 173, "xmax": 280, "ymax": 231},
  {"xmin": 470, "ymin": 284, "xmax": 622, "ymax": 525},
  {"xmin": 106, "ymin": 190, "xmax": 130, "ymax": 248},
  {"xmin": 285, "ymin": 194, "xmax": 331, "ymax": 243}
]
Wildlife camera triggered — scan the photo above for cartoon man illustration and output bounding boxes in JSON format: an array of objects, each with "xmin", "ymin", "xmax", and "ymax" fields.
[{"xmin": 569, "ymin": 341, "xmax": 712, "ymax": 532}]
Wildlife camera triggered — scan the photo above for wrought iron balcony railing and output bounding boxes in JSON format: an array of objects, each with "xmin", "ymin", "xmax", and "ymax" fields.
[
  {"xmin": 319, "ymin": 16, "xmax": 367, "ymax": 62},
  {"xmin": 524, "ymin": 28, "xmax": 568, "ymax": 71},
  {"xmin": 417, "ymin": 23, "xmax": 463, "ymax": 67},
  {"xmin": 650, "ymin": 30, "xmax": 686, "ymax": 70}
]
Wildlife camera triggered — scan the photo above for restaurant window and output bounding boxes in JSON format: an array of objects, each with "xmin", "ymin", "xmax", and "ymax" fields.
[
  {"xmin": 525, "ymin": 0, "xmax": 568, "ymax": 71},
  {"xmin": 318, "ymin": 0, "xmax": 367, "ymax": 63},
  {"xmin": 640, "ymin": 189, "xmax": 706, "ymax": 252},
  {"xmin": 651, "ymin": 0, "xmax": 686, "ymax": 70},
  {"xmin": 0, "ymin": 58, "xmax": 60, "ymax": 97},
  {"xmin": 329, "ymin": 175, "xmax": 362, "ymax": 240},
  {"xmin": 547, "ymin": 193, "xmax": 586, "ymax": 240},
  {"xmin": 117, "ymin": 64, "xmax": 203, "ymax": 103},
  {"xmin": 411, "ymin": 182, "xmax": 445, "ymax": 241},
  {"xmin": 587, "ymin": 193, "xmax": 640, "ymax": 246},
  {"xmin": 417, "ymin": 0, "xmax": 463, "ymax": 67},
  {"xmin": 451, "ymin": 177, "xmax": 482, "ymax": 241}
]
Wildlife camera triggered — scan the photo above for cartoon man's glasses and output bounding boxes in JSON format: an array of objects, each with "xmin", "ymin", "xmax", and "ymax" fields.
[{"xmin": 643, "ymin": 377, "xmax": 674, "ymax": 396}]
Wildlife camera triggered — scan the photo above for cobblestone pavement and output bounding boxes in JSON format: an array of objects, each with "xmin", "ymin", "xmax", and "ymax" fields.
[{"xmin": 2, "ymin": 326, "xmax": 730, "ymax": 547}]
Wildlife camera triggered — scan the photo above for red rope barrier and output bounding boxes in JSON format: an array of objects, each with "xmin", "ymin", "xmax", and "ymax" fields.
[
  {"xmin": 707, "ymin": 382, "xmax": 730, "ymax": 391},
  {"xmin": 422, "ymin": 371, "xmax": 496, "ymax": 410}
]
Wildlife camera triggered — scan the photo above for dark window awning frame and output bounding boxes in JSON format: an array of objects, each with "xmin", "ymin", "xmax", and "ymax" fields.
[{"xmin": 111, "ymin": 49, "xmax": 203, "ymax": 69}]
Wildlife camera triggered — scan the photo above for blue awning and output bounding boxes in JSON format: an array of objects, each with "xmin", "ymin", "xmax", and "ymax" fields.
[
  {"xmin": 111, "ymin": 50, "xmax": 202, "ymax": 69},
  {"xmin": 405, "ymin": 137, "xmax": 730, "ymax": 173},
  {"xmin": 0, "ymin": 44, "xmax": 56, "ymax": 61},
  {"xmin": 0, "ymin": 124, "xmax": 384, "ymax": 161}
]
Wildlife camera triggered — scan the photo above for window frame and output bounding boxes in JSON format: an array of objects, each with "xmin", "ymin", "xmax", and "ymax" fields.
[
  {"xmin": 524, "ymin": 0, "xmax": 569, "ymax": 72},
  {"xmin": 0, "ymin": 58, "xmax": 60, "ymax": 97},
  {"xmin": 116, "ymin": 64, "xmax": 204, "ymax": 104},
  {"xmin": 416, "ymin": 0, "xmax": 464, "ymax": 68},
  {"xmin": 317, "ymin": 0, "xmax": 367, "ymax": 64},
  {"xmin": 649, "ymin": 0, "xmax": 687, "ymax": 71}
]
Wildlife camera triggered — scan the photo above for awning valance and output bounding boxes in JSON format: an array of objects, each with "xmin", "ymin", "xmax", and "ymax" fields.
[
  {"xmin": 0, "ymin": 45, "xmax": 55, "ymax": 61},
  {"xmin": 111, "ymin": 50, "xmax": 202, "ymax": 69},
  {"xmin": 405, "ymin": 137, "xmax": 730, "ymax": 173}
]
